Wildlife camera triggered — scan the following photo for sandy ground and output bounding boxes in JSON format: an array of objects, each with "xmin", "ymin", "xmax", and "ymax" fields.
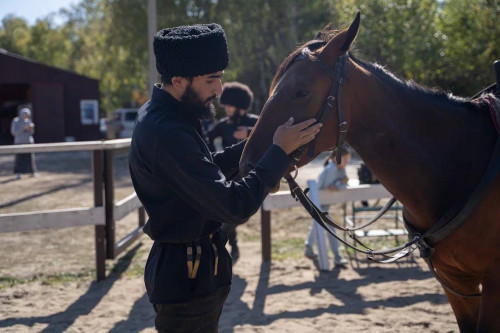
[{"xmin": 0, "ymin": 152, "xmax": 458, "ymax": 332}]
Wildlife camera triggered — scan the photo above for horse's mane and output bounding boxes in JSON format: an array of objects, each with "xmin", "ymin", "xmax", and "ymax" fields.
[
  {"xmin": 270, "ymin": 29, "xmax": 488, "ymax": 113},
  {"xmin": 347, "ymin": 54, "xmax": 486, "ymax": 112},
  {"xmin": 269, "ymin": 40, "xmax": 322, "ymax": 94},
  {"xmin": 269, "ymin": 29, "xmax": 341, "ymax": 94}
]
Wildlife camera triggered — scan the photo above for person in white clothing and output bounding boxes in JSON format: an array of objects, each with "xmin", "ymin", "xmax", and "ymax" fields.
[{"xmin": 304, "ymin": 146, "xmax": 351, "ymax": 267}]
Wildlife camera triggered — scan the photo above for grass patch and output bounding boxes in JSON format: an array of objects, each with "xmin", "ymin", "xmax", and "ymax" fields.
[
  {"xmin": 0, "ymin": 243, "xmax": 149, "ymax": 289},
  {"xmin": 271, "ymin": 238, "xmax": 305, "ymax": 261},
  {"xmin": 0, "ymin": 271, "xmax": 94, "ymax": 289},
  {"xmin": 0, "ymin": 276, "xmax": 29, "ymax": 289},
  {"xmin": 239, "ymin": 234, "xmax": 261, "ymax": 242}
]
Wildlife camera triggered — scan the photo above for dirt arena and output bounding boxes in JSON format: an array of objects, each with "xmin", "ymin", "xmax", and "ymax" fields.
[{"xmin": 0, "ymin": 151, "xmax": 458, "ymax": 332}]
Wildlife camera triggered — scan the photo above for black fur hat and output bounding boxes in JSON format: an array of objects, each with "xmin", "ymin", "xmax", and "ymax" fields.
[
  {"xmin": 219, "ymin": 82, "xmax": 254, "ymax": 110},
  {"xmin": 154, "ymin": 23, "xmax": 229, "ymax": 78}
]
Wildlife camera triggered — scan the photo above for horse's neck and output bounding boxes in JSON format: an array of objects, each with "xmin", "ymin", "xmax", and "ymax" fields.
[{"xmin": 346, "ymin": 66, "xmax": 495, "ymax": 230}]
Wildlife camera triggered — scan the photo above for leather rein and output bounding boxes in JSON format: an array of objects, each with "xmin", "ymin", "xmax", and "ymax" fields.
[
  {"xmin": 282, "ymin": 44, "xmax": 500, "ymax": 298},
  {"xmin": 283, "ymin": 44, "xmax": 413, "ymax": 264}
]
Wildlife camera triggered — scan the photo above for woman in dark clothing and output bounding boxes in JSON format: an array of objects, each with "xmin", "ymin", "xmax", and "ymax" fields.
[
  {"xmin": 206, "ymin": 82, "xmax": 258, "ymax": 263},
  {"xmin": 10, "ymin": 108, "xmax": 37, "ymax": 179},
  {"xmin": 206, "ymin": 82, "xmax": 258, "ymax": 152}
]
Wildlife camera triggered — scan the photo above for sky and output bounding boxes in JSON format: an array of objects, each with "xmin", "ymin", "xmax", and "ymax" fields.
[{"xmin": 0, "ymin": 0, "xmax": 77, "ymax": 25}]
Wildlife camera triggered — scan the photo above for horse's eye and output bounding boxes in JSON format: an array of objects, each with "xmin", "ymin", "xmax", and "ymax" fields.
[{"xmin": 295, "ymin": 89, "xmax": 309, "ymax": 98}]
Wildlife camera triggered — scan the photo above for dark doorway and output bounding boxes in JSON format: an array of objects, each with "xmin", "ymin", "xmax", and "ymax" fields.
[
  {"xmin": 0, "ymin": 84, "xmax": 30, "ymax": 145},
  {"xmin": 32, "ymin": 83, "xmax": 65, "ymax": 143}
]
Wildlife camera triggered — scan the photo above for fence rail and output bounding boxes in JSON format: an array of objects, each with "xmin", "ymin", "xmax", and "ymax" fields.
[
  {"xmin": 0, "ymin": 139, "xmax": 131, "ymax": 154},
  {"xmin": 114, "ymin": 193, "xmax": 142, "ymax": 221},
  {"xmin": 0, "ymin": 138, "xmax": 143, "ymax": 281},
  {"xmin": 1, "ymin": 139, "xmax": 400, "ymax": 277},
  {"xmin": 0, "ymin": 207, "xmax": 105, "ymax": 233}
]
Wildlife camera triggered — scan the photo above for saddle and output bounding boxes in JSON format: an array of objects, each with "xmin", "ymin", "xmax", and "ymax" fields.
[
  {"xmin": 486, "ymin": 95, "xmax": 500, "ymax": 133},
  {"xmin": 472, "ymin": 60, "xmax": 500, "ymax": 132}
]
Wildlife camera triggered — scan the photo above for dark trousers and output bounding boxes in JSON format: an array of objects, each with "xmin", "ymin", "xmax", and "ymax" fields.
[
  {"xmin": 14, "ymin": 153, "xmax": 36, "ymax": 174},
  {"xmin": 153, "ymin": 285, "xmax": 230, "ymax": 333}
]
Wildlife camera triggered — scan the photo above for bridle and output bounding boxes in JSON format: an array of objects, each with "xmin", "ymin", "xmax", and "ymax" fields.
[
  {"xmin": 288, "ymin": 41, "xmax": 349, "ymax": 165},
  {"xmin": 282, "ymin": 43, "xmax": 414, "ymax": 264}
]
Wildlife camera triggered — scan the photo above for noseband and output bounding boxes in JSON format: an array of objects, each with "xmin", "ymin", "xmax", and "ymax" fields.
[{"xmin": 289, "ymin": 42, "xmax": 350, "ymax": 165}]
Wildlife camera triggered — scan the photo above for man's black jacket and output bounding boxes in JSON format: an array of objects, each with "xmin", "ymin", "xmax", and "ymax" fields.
[{"xmin": 129, "ymin": 85, "xmax": 291, "ymax": 304}]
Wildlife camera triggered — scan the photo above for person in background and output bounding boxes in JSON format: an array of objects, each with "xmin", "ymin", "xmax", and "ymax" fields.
[
  {"xmin": 106, "ymin": 113, "xmax": 122, "ymax": 139},
  {"xmin": 304, "ymin": 146, "xmax": 351, "ymax": 267},
  {"xmin": 10, "ymin": 108, "xmax": 37, "ymax": 179},
  {"xmin": 206, "ymin": 81, "xmax": 258, "ymax": 263},
  {"xmin": 206, "ymin": 81, "xmax": 258, "ymax": 152},
  {"xmin": 129, "ymin": 23, "xmax": 322, "ymax": 332},
  {"xmin": 358, "ymin": 162, "xmax": 379, "ymax": 207}
]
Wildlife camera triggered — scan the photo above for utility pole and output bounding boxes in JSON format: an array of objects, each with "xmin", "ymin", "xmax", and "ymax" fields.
[{"xmin": 147, "ymin": 0, "xmax": 158, "ymax": 96}]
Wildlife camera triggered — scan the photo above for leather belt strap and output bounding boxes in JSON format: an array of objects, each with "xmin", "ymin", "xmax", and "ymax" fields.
[
  {"xmin": 187, "ymin": 243, "xmax": 201, "ymax": 279},
  {"xmin": 186, "ymin": 233, "xmax": 219, "ymax": 279}
]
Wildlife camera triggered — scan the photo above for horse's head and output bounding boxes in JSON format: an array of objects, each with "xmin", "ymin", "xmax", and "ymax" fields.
[{"xmin": 240, "ymin": 13, "xmax": 361, "ymax": 184}]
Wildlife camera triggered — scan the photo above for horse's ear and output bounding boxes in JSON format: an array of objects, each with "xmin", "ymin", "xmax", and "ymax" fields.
[
  {"xmin": 315, "ymin": 31, "xmax": 324, "ymax": 40},
  {"xmin": 340, "ymin": 12, "xmax": 360, "ymax": 52},
  {"xmin": 321, "ymin": 12, "xmax": 360, "ymax": 56}
]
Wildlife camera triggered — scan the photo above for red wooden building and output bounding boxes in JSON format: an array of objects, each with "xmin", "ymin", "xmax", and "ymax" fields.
[{"xmin": 0, "ymin": 50, "xmax": 101, "ymax": 144}]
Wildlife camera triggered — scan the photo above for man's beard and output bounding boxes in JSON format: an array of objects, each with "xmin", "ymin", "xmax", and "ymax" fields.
[{"xmin": 181, "ymin": 84, "xmax": 216, "ymax": 121}]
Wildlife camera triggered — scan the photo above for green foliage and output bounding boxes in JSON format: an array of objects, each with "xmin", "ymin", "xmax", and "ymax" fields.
[
  {"xmin": 334, "ymin": 0, "xmax": 443, "ymax": 86},
  {"xmin": 0, "ymin": 0, "xmax": 498, "ymax": 116},
  {"xmin": 0, "ymin": 15, "xmax": 31, "ymax": 55},
  {"xmin": 437, "ymin": 0, "xmax": 500, "ymax": 95}
]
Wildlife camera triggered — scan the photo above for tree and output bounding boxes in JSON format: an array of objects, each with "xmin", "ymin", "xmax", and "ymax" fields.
[
  {"xmin": 1, "ymin": 0, "xmax": 497, "ymax": 116},
  {"xmin": 437, "ymin": 0, "xmax": 500, "ymax": 95},
  {"xmin": 0, "ymin": 15, "xmax": 31, "ymax": 55}
]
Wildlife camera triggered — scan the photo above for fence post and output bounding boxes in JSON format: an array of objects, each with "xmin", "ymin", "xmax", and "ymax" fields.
[
  {"xmin": 261, "ymin": 209, "xmax": 271, "ymax": 262},
  {"xmin": 92, "ymin": 149, "xmax": 106, "ymax": 281},
  {"xmin": 104, "ymin": 149, "xmax": 115, "ymax": 259}
]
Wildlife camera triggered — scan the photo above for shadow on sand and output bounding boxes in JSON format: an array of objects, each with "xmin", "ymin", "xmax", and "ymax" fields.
[
  {"xmin": 219, "ymin": 260, "xmax": 448, "ymax": 332},
  {"xmin": 0, "ymin": 243, "xmax": 155, "ymax": 333}
]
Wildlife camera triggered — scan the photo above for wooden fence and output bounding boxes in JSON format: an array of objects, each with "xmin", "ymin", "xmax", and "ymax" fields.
[
  {"xmin": 0, "ymin": 139, "xmax": 144, "ymax": 281},
  {"xmin": 0, "ymin": 140, "xmax": 402, "ymax": 278}
]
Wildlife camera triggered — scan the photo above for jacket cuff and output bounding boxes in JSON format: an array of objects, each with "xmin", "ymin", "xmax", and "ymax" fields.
[{"xmin": 255, "ymin": 144, "xmax": 292, "ymax": 188}]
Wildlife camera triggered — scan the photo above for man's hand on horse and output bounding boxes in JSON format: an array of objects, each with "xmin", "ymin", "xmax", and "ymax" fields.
[{"xmin": 273, "ymin": 117, "xmax": 322, "ymax": 154}]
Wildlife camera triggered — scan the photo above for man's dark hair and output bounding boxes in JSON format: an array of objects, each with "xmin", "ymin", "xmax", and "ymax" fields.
[
  {"xmin": 161, "ymin": 75, "xmax": 173, "ymax": 86},
  {"xmin": 161, "ymin": 76, "xmax": 192, "ymax": 86}
]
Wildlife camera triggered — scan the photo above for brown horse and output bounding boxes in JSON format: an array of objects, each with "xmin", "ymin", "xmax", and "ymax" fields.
[{"xmin": 240, "ymin": 13, "xmax": 500, "ymax": 332}]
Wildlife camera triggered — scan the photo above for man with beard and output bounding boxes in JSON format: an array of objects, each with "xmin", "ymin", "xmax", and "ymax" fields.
[{"xmin": 129, "ymin": 23, "xmax": 322, "ymax": 333}]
